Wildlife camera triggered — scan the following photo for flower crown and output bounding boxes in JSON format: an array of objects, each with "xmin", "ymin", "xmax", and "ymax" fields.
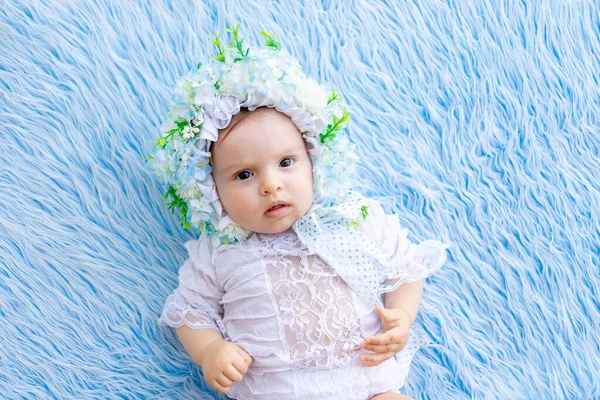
[{"xmin": 145, "ymin": 25, "xmax": 357, "ymax": 245}]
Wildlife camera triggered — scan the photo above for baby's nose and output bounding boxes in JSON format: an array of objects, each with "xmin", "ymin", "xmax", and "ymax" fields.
[
  {"xmin": 261, "ymin": 182, "xmax": 283, "ymax": 195},
  {"xmin": 260, "ymin": 174, "xmax": 283, "ymax": 195}
]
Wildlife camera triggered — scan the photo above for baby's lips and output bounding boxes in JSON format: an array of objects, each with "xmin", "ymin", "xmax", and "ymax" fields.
[{"xmin": 265, "ymin": 201, "xmax": 290, "ymax": 213}]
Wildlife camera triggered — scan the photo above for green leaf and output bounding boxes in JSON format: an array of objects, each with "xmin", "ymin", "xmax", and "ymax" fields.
[
  {"xmin": 360, "ymin": 205, "xmax": 369, "ymax": 219},
  {"xmin": 212, "ymin": 53, "xmax": 225, "ymax": 63},
  {"xmin": 318, "ymin": 131, "xmax": 337, "ymax": 144},
  {"xmin": 340, "ymin": 108, "xmax": 350, "ymax": 123},
  {"xmin": 327, "ymin": 89, "xmax": 340, "ymax": 105},
  {"xmin": 226, "ymin": 23, "xmax": 241, "ymax": 41},
  {"xmin": 260, "ymin": 30, "xmax": 281, "ymax": 51}
]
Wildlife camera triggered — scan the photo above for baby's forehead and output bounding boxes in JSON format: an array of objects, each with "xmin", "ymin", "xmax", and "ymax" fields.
[
  {"xmin": 215, "ymin": 133, "xmax": 307, "ymax": 159},
  {"xmin": 212, "ymin": 116, "xmax": 309, "ymax": 170},
  {"xmin": 215, "ymin": 110, "xmax": 306, "ymax": 150}
]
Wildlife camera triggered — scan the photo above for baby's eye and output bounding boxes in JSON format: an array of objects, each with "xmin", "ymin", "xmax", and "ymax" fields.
[
  {"xmin": 280, "ymin": 158, "xmax": 294, "ymax": 168},
  {"xmin": 235, "ymin": 171, "xmax": 253, "ymax": 180}
]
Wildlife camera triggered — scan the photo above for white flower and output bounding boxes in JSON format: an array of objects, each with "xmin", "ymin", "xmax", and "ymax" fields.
[
  {"xmin": 203, "ymin": 64, "xmax": 217, "ymax": 83},
  {"xmin": 179, "ymin": 185, "xmax": 202, "ymax": 201},
  {"xmin": 192, "ymin": 112, "xmax": 204, "ymax": 127},
  {"xmin": 160, "ymin": 119, "xmax": 177, "ymax": 135},
  {"xmin": 295, "ymin": 79, "xmax": 328, "ymax": 112},
  {"xmin": 221, "ymin": 63, "xmax": 251, "ymax": 94},
  {"xmin": 193, "ymin": 83, "xmax": 216, "ymax": 105},
  {"xmin": 190, "ymin": 196, "xmax": 212, "ymax": 213},
  {"xmin": 182, "ymin": 125, "xmax": 199, "ymax": 140}
]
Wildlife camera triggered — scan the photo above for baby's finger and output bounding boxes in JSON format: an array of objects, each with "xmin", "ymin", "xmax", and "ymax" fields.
[
  {"xmin": 363, "ymin": 331, "xmax": 397, "ymax": 346},
  {"xmin": 211, "ymin": 380, "xmax": 231, "ymax": 394},
  {"xmin": 216, "ymin": 374, "xmax": 233, "ymax": 388},
  {"xmin": 375, "ymin": 306, "xmax": 393, "ymax": 321},
  {"xmin": 382, "ymin": 319, "xmax": 403, "ymax": 330},
  {"xmin": 362, "ymin": 341, "xmax": 403, "ymax": 353},
  {"xmin": 232, "ymin": 357, "xmax": 250, "ymax": 375},
  {"xmin": 236, "ymin": 348, "xmax": 253, "ymax": 366},
  {"xmin": 376, "ymin": 306, "xmax": 402, "ymax": 323},
  {"xmin": 223, "ymin": 364, "xmax": 244, "ymax": 383},
  {"xmin": 360, "ymin": 351, "xmax": 396, "ymax": 364}
]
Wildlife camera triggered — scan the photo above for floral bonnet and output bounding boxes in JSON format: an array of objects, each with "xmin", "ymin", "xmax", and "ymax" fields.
[{"xmin": 146, "ymin": 25, "xmax": 357, "ymax": 246}]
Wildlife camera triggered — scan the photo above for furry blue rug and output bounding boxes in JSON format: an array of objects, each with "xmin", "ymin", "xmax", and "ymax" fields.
[{"xmin": 2, "ymin": 1, "xmax": 599, "ymax": 399}]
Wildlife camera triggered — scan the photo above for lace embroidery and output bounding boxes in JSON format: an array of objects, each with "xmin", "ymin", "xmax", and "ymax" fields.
[{"xmin": 265, "ymin": 250, "xmax": 364, "ymax": 369}]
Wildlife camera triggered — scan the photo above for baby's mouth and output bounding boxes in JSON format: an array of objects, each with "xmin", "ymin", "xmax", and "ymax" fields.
[
  {"xmin": 267, "ymin": 204, "xmax": 286, "ymax": 212},
  {"xmin": 264, "ymin": 202, "xmax": 291, "ymax": 218}
]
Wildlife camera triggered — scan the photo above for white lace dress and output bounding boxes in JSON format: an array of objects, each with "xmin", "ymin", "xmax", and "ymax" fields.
[{"xmin": 159, "ymin": 198, "xmax": 449, "ymax": 400}]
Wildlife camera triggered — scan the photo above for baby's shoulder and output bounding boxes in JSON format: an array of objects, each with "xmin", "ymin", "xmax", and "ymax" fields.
[
  {"xmin": 182, "ymin": 235, "xmax": 217, "ymax": 275},
  {"xmin": 184, "ymin": 234, "xmax": 213, "ymax": 258}
]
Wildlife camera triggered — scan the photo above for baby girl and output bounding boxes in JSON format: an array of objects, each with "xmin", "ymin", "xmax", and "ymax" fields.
[{"xmin": 148, "ymin": 25, "xmax": 450, "ymax": 400}]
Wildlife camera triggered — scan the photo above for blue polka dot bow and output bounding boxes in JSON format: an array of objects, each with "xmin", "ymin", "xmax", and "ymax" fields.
[{"xmin": 292, "ymin": 191, "xmax": 392, "ymax": 308}]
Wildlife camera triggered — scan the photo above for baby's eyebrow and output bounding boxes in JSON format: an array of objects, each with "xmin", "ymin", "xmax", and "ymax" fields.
[
  {"xmin": 220, "ymin": 160, "xmax": 255, "ymax": 175},
  {"xmin": 220, "ymin": 146, "xmax": 305, "ymax": 174}
]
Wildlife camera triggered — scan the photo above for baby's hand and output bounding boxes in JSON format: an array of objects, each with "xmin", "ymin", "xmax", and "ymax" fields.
[
  {"xmin": 359, "ymin": 306, "xmax": 411, "ymax": 367},
  {"xmin": 200, "ymin": 340, "xmax": 254, "ymax": 393}
]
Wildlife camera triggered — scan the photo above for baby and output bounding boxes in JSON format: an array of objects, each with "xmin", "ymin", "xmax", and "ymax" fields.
[{"xmin": 149, "ymin": 26, "xmax": 450, "ymax": 400}]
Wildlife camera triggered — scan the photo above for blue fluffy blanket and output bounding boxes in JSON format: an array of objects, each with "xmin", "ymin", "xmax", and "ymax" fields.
[{"xmin": 1, "ymin": 1, "xmax": 598, "ymax": 398}]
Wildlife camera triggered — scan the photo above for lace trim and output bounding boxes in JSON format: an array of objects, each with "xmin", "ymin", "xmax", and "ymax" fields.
[
  {"xmin": 379, "ymin": 240, "xmax": 450, "ymax": 293},
  {"xmin": 214, "ymin": 229, "xmax": 308, "ymax": 259},
  {"xmin": 159, "ymin": 297, "xmax": 230, "ymax": 340}
]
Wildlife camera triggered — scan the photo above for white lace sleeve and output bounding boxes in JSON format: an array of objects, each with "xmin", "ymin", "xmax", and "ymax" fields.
[
  {"xmin": 359, "ymin": 197, "xmax": 452, "ymax": 293},
  {"xmin": 158, "ymin": 236, "xmax": 228, "ymax": 338}
]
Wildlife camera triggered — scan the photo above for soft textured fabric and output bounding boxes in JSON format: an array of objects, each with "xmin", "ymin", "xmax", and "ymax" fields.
[
  {"xmin": 159, "ymin": 196, "xmax": 447, "ymax": 399},
  {"xmin": 293, "ymin": 192, "xmax": 451, "ymax": 308},
  {"xmin": 2, "ymin": 1, "xmax": 599, "ymax": 399}
]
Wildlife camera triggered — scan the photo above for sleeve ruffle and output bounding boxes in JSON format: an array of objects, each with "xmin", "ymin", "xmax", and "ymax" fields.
[
  {"xmin": 360, "ymin": 197, "xmax": 452, "ymax": 293},
  {"xmin": 159, "ymin": 292, "xmax": 229, "ymax": 340},
  {"xmin": 158, "ymin": 237, "xmax": 228, "ymax": 339}
]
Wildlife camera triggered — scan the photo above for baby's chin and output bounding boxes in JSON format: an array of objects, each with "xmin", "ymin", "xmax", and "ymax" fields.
[
  {"xmin": 252, "ymin": 221, "xmax": 296, "ymax": 235},
  {"xmin": 242, "ymin": 215, "xmax": 298, "ymax": 235}
]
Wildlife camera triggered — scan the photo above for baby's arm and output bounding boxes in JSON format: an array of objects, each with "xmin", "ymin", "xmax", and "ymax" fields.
[
  {"xmin": 383, "ymin": 278, "xmax": 424, "ymax": 324},
  {"xmin": 176, "ymin": 326, "xmax": 253, "ymax": 394},
  {"xmin": 359, "ymin": 279, "xmax": 424, "ymax": 367}
]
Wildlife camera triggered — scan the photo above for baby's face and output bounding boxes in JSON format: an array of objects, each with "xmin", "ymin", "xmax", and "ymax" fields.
[{"xmin": 211, "ymin": 108, "xmax": 314, "ymax": 234}]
